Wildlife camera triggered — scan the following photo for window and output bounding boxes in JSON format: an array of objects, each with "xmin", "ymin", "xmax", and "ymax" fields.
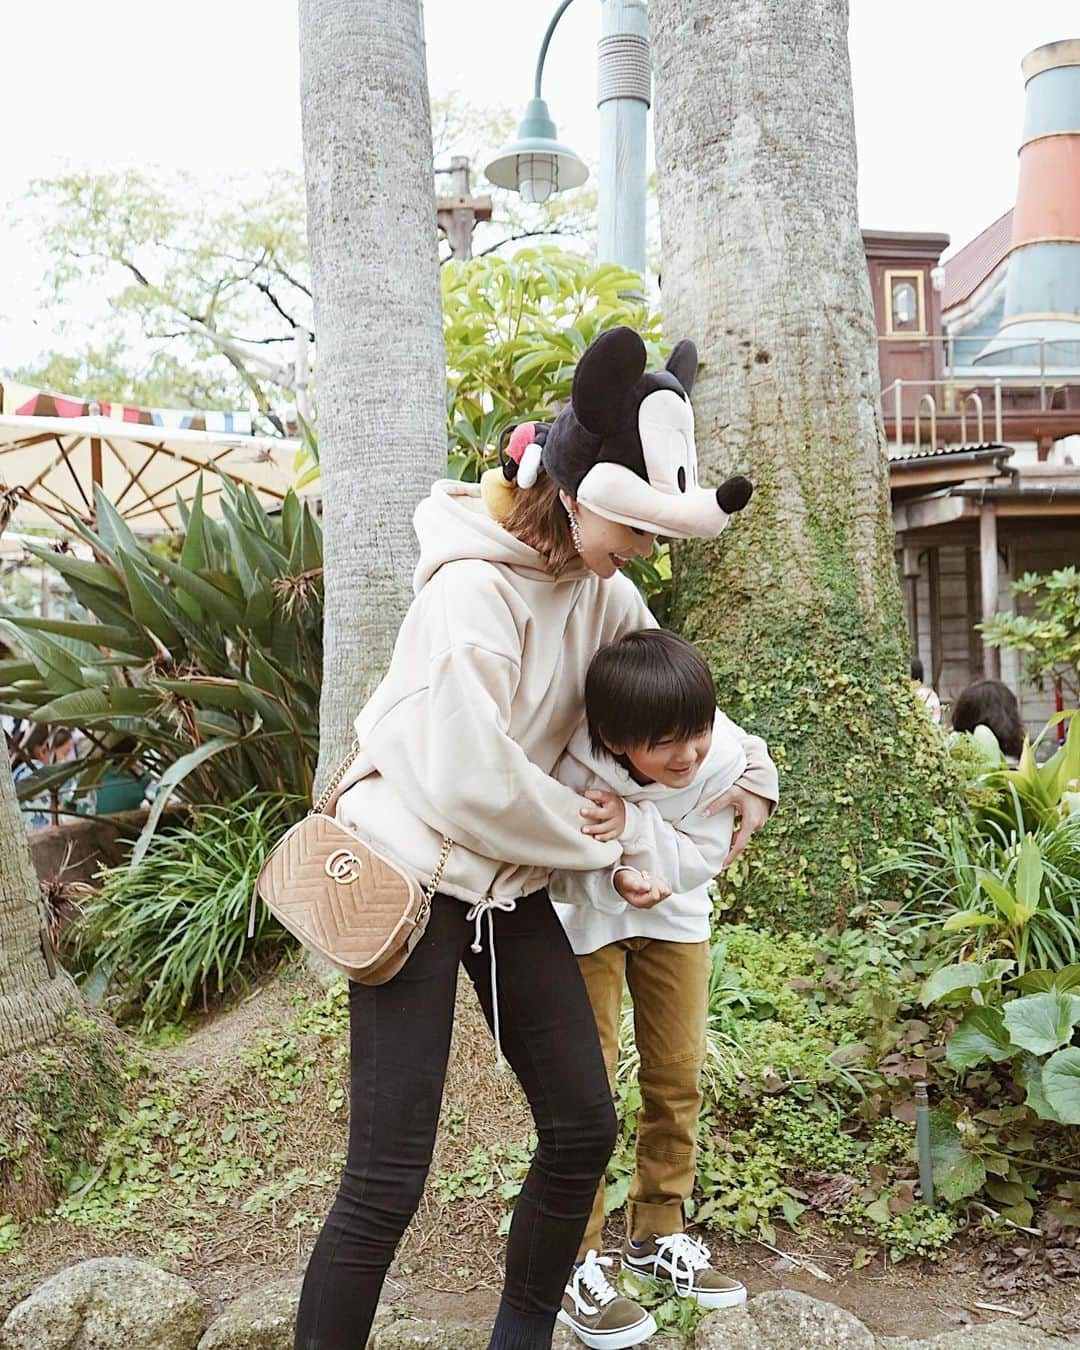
[{"xmin": 885, "ymin": 270, "xmax": 926, "ymax": 335}]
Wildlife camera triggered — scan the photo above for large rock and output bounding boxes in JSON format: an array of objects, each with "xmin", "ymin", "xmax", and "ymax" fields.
[
  {"xmin": 692, "ymin": 1305, "xmax": 767, "ymax": 1349},
  {"xmin": 881, "ymin": 1328, "xmax": 1078, "ymax": 1349},
  {"xmin": 1, "ymin": 1257, "xmax": 204, "ymax": 1350},
  {"xmin": 695, "ymin": 1291, "xmax": 874, "ymax": 1349},
  {"xmin": 197, "ymin": 1285, "xmax": 402, "ymax": 1350},
  {"xmin": 747, "ymin": 1290, "xmax": 874, "ymax": 1349},
  {"xmin": 369, "ymin": 1316, "xmax": 487, "ymax": 1348},
  {"xmin": 197, "ymin": 1279, "xmax": 302, "ymax": 1350}
]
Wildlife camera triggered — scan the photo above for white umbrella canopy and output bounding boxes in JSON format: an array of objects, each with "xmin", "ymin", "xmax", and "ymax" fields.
[{"xmin": 0, "ymin": 414, "xmax": 301, "ymax": 532}]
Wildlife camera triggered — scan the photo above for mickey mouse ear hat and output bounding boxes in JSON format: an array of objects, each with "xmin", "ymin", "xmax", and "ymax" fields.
[{"xmin": 539, "ymin": 325, "xmax": 752, "ymax": 540}]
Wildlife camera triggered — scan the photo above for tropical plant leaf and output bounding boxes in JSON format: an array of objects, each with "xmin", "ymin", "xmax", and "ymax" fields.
[
  {"xmin": 946, "ymin": 1006, "xmax": 1014, "ymax": 1070},
  {"xmin": 1015, "ymin": 1052, "xmax": 1065, "ymax": 1123},
  {"xmin": 5, "ymin": 615, "xmax": 153, "ymax": 657},
  {"xmin": 0, "ymin": 621, "xmax": 89, "ymax": 694},
  {"xmin": 1003, "ymin": 992, "xmax": 1080, "ymax": 1056},
  {"xmin": 1042, "ymin": 1047, "xmax": 1080, "ymax": 1126},
  {"xmin": 129, "ymin": 737, "xmax": 236, "ymax": 868},
  {"xmin": 1014, "ymin": 835, "xmax": 1044, "ymax": 913},
  {"xmin": 929, "ymin": 1110, "xmax": 987, "ymax": 1203},
  {"xmin": 919, "ymin": 960, "xmax": 1015, "ymax": 1007}
]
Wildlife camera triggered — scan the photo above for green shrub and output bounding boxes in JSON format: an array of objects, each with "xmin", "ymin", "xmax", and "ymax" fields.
[
  {"xmin": 981, "ymin": 567, "xmax": 1080, "ymax": 703},
  {"xmin": 0, "ymin": 476, "xmax": 322, "ymax": 858},
  {"xmin": 700, "ymin": 642, "xmax": 964, "ymax": 930},
  {"xmin": 441, "ymin": 247, "xmax": 662, "ymax": 483},
  {"xmin": 67, "ymin": 791, "xmax": 302, "ymax": 1031}
]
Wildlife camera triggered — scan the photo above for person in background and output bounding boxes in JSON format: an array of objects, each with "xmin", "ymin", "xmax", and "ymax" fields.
[
  {"xmin": 910, "ymin": 657, "xmax": 942, "ymax": 725},
  {"xmin": 951, "ymin": 678, "xmax": 1026, "ymax": 764}
]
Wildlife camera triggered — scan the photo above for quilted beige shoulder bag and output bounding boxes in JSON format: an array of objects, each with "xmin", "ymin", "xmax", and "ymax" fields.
[{"xmin": 249, "ymin": 741, "xmax": 453, "ymax": 985}]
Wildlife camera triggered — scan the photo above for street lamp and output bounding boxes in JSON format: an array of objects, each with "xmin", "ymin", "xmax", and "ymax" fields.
[
  {"xmin": 485, "ymin": 0, "xmax": 651, "ymax": 278},
  {"xmin": 483, "ymin": 0, "xmax": 589, "ymax": 205}
]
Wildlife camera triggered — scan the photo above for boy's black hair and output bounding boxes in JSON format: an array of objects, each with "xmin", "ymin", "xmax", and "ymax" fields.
[{"xmin": 585, "ymin": 628, "xmax": 716, "ymax": 758}]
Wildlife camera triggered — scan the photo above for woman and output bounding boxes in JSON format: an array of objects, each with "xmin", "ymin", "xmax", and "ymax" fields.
[
  {"xmin": 952, "ymin": 678, "xmax": 1026, "ymax": 763},
  {"xmin": 294, "ymin": 329, "xmax": 778, "ymax": 1350}
]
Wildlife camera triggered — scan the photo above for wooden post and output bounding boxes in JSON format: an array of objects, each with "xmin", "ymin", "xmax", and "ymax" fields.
[
  {"xmin": 979, "ymin": 503, "xmax": 1000, "ymax": 679},
  {"xmin": 435, "ymin": 156, "xmax": 492, "ymax": 261},
  {"xmin": 928, "ymin": 547, "xmax": 943, "ymax": 688},
  {"xmin": 90, "ymin": 436, "xmax": 103, "ymax": 522},
  {"xmin": 901, "ymin": 546, "xmax": 920, "ymax": 651}
]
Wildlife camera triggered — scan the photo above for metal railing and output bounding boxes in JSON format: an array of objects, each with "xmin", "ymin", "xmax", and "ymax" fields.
[
  {"xmin": 883, "ymin": 377, "xmax": 1005, "ymax": 453},
  {"xmin": 879, "ymin": 332, "xmax": 1077, "ymax": 381}
]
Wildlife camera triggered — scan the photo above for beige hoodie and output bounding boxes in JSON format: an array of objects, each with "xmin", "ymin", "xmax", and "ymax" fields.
[{"xmin": 334, "ymin": 481, "xmax": 778, "ymax": 906}]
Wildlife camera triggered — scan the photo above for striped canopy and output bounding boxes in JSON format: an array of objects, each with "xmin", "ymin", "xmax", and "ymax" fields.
[{"xmin": 0, "ymin": 410, "xmax": 300, "ymax": 532}]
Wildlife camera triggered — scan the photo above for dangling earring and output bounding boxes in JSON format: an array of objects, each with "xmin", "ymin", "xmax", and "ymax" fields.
[{"xmin": 565, "ymin": 502, "xmax": 583, "ymax": 553}]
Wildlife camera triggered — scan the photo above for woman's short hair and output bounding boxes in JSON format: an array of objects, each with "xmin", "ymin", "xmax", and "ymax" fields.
[
  {"xmin": 500, "ymin": 471, "xmax": 578, "ymax": 575},
  {"xmin": 952, "ymin": 679, "xmax": 1025, "ymax": 759},
  {"xmin": 585, "ymin": 628, "xmax": 716, "ymax": 757},
  {"xmin": 910, "ymin": 657, "xmax": 925, "ymax": 682}
]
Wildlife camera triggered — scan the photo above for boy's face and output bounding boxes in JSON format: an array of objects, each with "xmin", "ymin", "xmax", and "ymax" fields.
[{"xmin": 607, "ymin": 725, "xmax": 713, "ymax": 788}]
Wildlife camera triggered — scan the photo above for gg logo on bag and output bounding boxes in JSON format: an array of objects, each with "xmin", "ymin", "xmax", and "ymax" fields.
[{"xmin": 324, "ymin": 848, "xmax": 366, "ymax": 884}]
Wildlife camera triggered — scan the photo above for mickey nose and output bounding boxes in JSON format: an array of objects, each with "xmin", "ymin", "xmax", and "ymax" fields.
[{"xmin": 716, "ymin": 476, "xmax": 753, "ymax": 513}]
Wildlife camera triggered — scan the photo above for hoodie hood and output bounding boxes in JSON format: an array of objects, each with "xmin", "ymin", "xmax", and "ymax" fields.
[{"xmin": 412, "ymin": 480, "xmax": 587, "ymax": 593}]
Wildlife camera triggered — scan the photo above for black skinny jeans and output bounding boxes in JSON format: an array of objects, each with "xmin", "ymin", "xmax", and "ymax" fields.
[{"xmin": 293, "ymin": 890, "xmax": 618, "ymax": 1350}]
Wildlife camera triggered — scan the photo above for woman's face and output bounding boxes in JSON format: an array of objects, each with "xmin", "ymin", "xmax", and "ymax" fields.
[{"xmin": 562, "ymin": 494, "xmax": 657, "ymax": 579}]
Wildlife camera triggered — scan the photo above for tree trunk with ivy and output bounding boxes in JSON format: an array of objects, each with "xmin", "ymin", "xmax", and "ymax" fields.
[
  {"xmin": 651, "ymin": 0, "xmax": 957, "ymax": 927},
  {"xmin": 299, "ymin": 0, "xmax": 446, "ymax": 784},
  {"xmin": 0, "ymin": 754, "xmax": 77, "ymax": 1054}
]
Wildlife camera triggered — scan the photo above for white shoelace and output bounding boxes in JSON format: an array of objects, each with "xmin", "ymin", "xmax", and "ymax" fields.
[
  {"xmin": 653, "ymin": 1232, "xmax": 712, "ymax": 1298},
  {"xmin": 464, "ymin": 894, "xmax": 517, "ymax": 1067},
  {"xmin": 570, "ymin": 1250, "xmax": 618, "ymax": 1313}
]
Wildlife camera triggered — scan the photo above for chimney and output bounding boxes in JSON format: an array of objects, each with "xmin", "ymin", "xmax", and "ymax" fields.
[{"xmin": 974, "ymin": 39, "xmax": 1080, "ymax": 368}]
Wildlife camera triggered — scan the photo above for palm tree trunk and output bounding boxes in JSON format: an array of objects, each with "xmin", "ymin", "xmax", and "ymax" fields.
[
  {"xmin": 651, "ymin": 0, "xmax": 956, "ymax": 927},
  {"xmin": 299, "ymin": 0, "xmax": 446, "ymax": 785},
  {"xmin": 0, "ymin": 753, "xmax": 77, "ymax": 1054}
]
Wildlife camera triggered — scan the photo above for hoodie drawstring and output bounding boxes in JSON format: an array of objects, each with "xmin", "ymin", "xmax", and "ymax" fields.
[{"xmin": 465, "ymin": 894, "xmax": 517, "ymax": 1067}]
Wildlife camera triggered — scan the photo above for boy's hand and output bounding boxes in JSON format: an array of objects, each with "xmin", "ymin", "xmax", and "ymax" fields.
[
  {"xmin": 614, "ymin": 867, "xmax": 672, "ymax": 909},
  {"xmin": 704, "ymin": 783, "xmax": 772, "ymax": 867},
  {"xmin": 581, "ymin": 789, "xmax": 626, "ymax": 842}
]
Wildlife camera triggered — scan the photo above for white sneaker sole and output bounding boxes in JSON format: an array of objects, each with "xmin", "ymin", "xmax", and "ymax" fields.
[
  {"xmin": 556, "ymin": 1308, "xmax": 658, "ymax": 1348},
  {"xmin": 690, "ymin": 1283, "xmax": 747, "ymax": 1309}
]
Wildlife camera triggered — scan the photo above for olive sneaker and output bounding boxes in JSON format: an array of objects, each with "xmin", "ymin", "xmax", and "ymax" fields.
[
  {"xmin": 621, "ymin": 1232, "xmax": 747, "ymax": 1309},
  {"xmin": 558, "ymin": 1249, "xmax": 657, "ymax": 1348}
]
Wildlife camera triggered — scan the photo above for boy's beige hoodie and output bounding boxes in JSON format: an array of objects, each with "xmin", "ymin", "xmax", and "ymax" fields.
[{"xmin": 334, "ymin": 482, "xmax": 778, "ymax": 906}]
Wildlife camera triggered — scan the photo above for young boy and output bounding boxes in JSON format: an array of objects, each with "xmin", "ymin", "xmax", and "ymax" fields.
[{"xmin": 549, "ymin": 629, "xmax": 778, "ymax": 1349}]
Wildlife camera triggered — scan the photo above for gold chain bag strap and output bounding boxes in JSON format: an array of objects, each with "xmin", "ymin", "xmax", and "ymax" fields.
[{"xmin": 249, "ymin": 740, "xmax": 453, "ymax": 985}]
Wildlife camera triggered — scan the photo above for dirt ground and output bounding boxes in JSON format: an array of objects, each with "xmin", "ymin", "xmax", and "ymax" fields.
[{"xmin": 6, "ymin": 960, "xmax": 1079, "ymax": 1341}]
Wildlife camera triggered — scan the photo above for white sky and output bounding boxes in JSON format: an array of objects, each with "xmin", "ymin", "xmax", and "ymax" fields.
[{"xmin": 0, "ymin": 0, "xmax": 1076, "ymax": 373}]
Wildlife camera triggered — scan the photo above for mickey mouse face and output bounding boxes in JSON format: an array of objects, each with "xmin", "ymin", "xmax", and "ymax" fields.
[
  {"xmin": 538, "ymin": 326, "xmax": 753, "ymax": 540},
  {"xmin": 638, "ymin": 388, "xmax": 699, "ymax": 497}
]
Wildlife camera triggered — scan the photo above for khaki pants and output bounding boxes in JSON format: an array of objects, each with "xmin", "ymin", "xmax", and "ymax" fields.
[{"xmin": 576, "ymin": 937, "xmax": 709, "ymax": 1258}]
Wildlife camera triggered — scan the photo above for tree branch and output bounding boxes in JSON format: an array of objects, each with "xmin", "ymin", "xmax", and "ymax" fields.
[
  {"xmin": 472, "ymin": 226, "xmax": 581, "ymax": 260},
  {"xmin": 255, "ymin": 281, "xmax": 315, "ymax": 339}
]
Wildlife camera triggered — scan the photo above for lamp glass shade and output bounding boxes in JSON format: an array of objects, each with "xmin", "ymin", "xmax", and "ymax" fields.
[{"xmin": 518, "ymin": 153, "xmax": 558, "ymax": 203}]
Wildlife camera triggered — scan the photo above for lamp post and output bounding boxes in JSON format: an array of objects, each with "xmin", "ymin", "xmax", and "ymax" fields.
[
  {"xmin": 484, "ymin": 0, "xmax": 651, "ymax": 278},
  {"xmin": 484, "ymin": 0, "xmax": 590, "ymax": 205}
]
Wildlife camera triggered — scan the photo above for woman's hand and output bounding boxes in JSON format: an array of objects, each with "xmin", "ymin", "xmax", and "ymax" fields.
[
  {"xmin": 703, "ymin": 784, "xmax": 772, "ymax": 867},
  {"xmin": 614, "ymin": 867, "xmax": 671, "ymax": 909},
  {"xmin": 581, "ymin": 789, "xmax": 626, "ymax": 842}
]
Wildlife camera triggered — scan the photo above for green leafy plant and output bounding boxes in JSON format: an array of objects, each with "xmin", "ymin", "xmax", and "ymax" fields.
[
  {"xmin": 981, "ymin": 567, "xmax": 1080, "ymax": 701},
  {"xmin": 441, "ymin": 247, "xmax": 663, "ymax": 483},
  {"xmin": 66, "ymin": 791, "xmax": 302, "ymax": 1030},
  {"xmin": 979, "ymin": 710, "xmax": 1080, "ymax": 836},
  {"xmin": 0, "ymin": 476, "xmax": 322, "ymax": 856},
  {"xmin": 919, "ymin": 962, "xmax": 1080, "ymax": 1126}
]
